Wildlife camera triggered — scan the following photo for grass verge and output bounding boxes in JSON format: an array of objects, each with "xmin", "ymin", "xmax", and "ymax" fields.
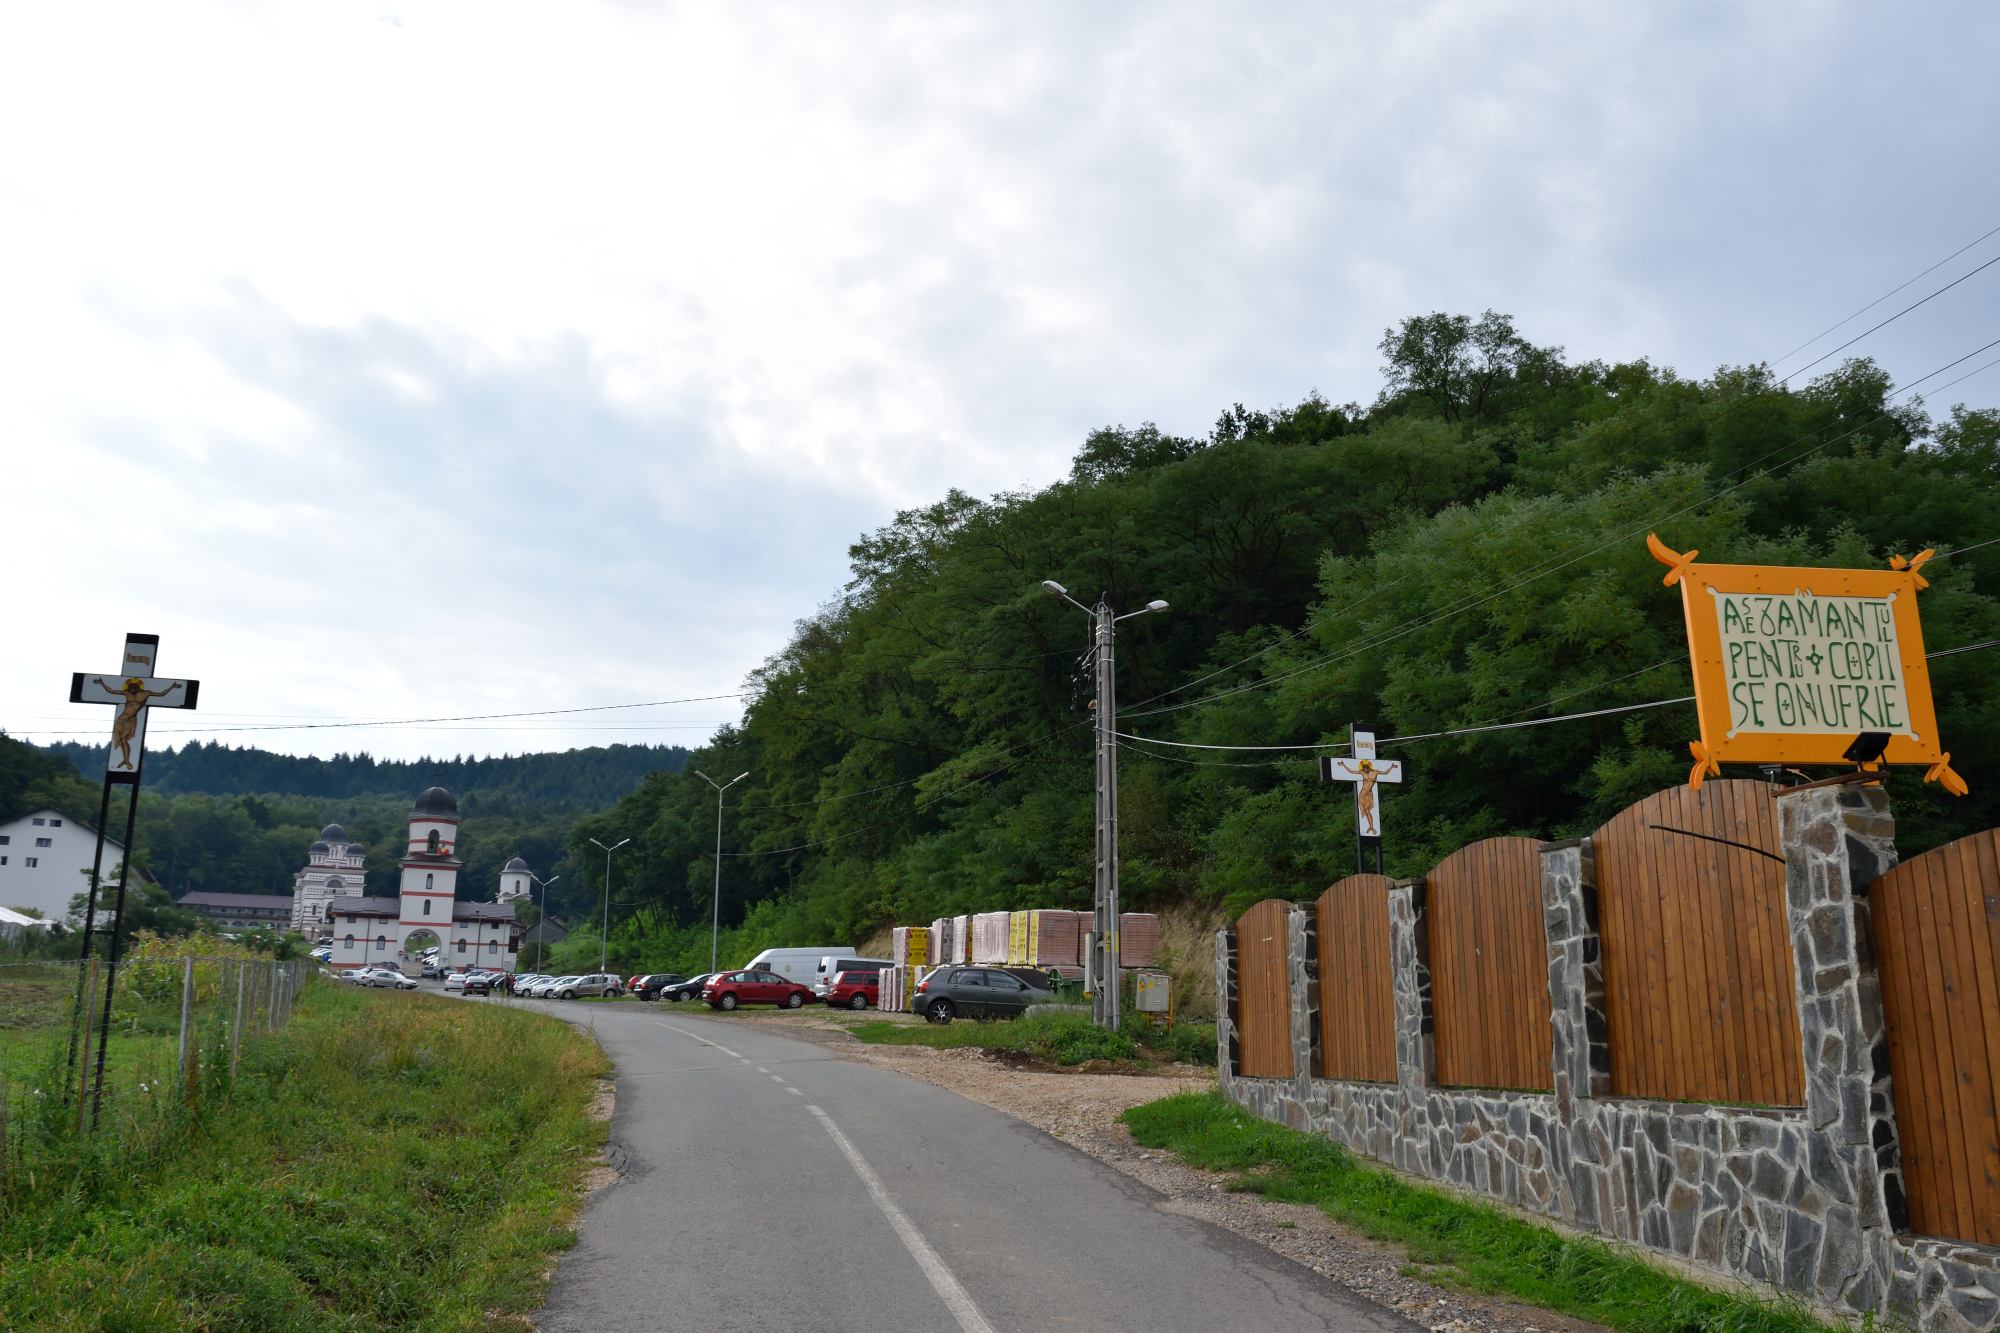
[
  {"xmin": 0, "ymin": 982, "xmax": 609, "ymax": 1332},
  {"xmin": 1121, "ymin": 1092, "xmax": 1833, "ymax": 1333},
  {"xmin": 847, "ymin": 1008, "xmax": 1219, "ymax": 1068}
]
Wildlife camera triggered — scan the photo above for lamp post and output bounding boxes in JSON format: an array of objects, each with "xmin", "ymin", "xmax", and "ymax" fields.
[
  {"xmin": 587, "ymin": 838, "xmax": 629, "ymax": 976},
  {"xmin": 1041, "ymin": 579, "xmax": 1168, "ymax": 1030},
  {"xmin": 694, "ymin": 769, "xmax": 750, "ymax": 974},
  {"xmin": 526, "ymin": 871, "xmax": 559, "ymax": 971}
]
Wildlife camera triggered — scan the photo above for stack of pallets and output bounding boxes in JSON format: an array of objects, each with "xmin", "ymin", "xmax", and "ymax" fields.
[
  {"xmin": 892, "ymin": 926, "xmax": 929, "ymax": 967},
  {"xmin": 1119, "ymin": 912, "xmax": 1161, "ymax": 967},
  {"xmin": 971, "ymin": 912, "xmax": 1011, "ymax": 964},
  {"xmin": 1026, "ymin": 909, "xmax": 1082, "ymax": 967},
  {"xmin": 928, "ymin": 917, "xmax": 954, "ymax": 966}
]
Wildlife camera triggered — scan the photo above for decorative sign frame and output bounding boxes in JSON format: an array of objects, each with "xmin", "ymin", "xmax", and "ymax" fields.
[{"xmin": 1648, "ymin": 535, "xmax": 1965, "ymax": 793}]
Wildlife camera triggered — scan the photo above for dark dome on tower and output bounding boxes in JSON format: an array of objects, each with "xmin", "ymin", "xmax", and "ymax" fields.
[
  {"xmin": 308, "ymin": 841, "xmax": 330, "ymax": 854},
  {"xmin": 504, "ymin": 856, "xmax": 529, "ymax": 871},
  {"xmin": 319, "ymin": 823, "xmax": 348, "ymax": 842},
  {"xmin": 412, "ymin": 787, "xmax": 459, "ymax": 817}
]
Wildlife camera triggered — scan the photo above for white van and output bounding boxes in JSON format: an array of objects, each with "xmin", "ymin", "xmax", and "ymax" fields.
[
  {"xmin": 813, "ymin": 954, "xmax": 896, "ymax": 996},
  {"xmin": 742, "ymin": 947, "xmax": 851, "ymax": 987}
]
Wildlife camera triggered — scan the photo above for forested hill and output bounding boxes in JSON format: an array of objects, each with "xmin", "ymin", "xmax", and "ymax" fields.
[
  {"xmin": 562, "ymin": 309, "xmax": 2000, "ymax": 976},
  {"xmin": 35, "ymin": 740, "xmax": 687, "ymax": 809}
]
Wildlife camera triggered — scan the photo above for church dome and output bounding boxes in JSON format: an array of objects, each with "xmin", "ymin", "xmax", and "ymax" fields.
[
  {"xmin": 412, "ymin": 787, "xmax": 459, "ymax": 817},
  {"xmin": 308, "ymin": 841, "xmax": 330, "ymax": 854},
  {"xmin": 504, "ymin": 856, "xmax": 529, "ymax": 872},
  {"xmin": 320, "ymin": 823, "xmax": 348, "ymax": 842}
]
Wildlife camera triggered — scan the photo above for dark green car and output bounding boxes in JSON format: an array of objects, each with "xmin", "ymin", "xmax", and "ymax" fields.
[{"xmin": 917, "ymin": 966, "xmax": 1055, "ymax": 1024}]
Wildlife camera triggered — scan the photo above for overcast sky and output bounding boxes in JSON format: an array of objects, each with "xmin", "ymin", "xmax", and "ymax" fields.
[{"xmin": 3, "ymin": 2, "xmax": 1997, "ymax": 764}]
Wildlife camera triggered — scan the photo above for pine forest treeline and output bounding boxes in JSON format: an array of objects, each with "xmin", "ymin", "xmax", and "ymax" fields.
[{"xmin": 567, "ymin": 311, "xmax": 2000, "ymax": 976}]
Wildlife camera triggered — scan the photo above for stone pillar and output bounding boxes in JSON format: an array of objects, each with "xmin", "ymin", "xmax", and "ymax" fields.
[
  {"xmin": 1540, "ymin": 836, "xmax": 1611, "ymax": 1231},
  {"xmin": 1216, "ymin": 927, "xmax": 1240, "ymax": 1080},
  {"xmin": 1388, "ymin": 877, "xmax": 1435, "ymax": 1092},
  {"xmin": 1775, "ymin": 779, "xmax": 1907, "ymax": 1312},
  {"xmin": 1290, "ymin": 904, "xmax": 1317, "ymax": 1103}
]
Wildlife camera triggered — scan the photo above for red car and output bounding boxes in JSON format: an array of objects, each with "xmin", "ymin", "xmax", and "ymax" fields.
[
  {"xmin": 823, "ymin": 969, "xmax": 880, "ymax": 1010},
  {"xmin": 703, "ymin": 968, "xmax": 815, "ymax": 1011}
]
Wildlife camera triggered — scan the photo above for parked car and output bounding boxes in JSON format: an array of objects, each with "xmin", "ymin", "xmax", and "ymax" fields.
[
  {"xmin": 630, "ymin": 973, "xmax": 688, "ymax": 1001},
  {"xmin": 743, "ymin": 947, "xmax": 852, "ymax": 989},
  {"xmin": 354, "ymin": 966, "xmax": 416, "ymax": 990},
  {"xmin": 915, "ymin": 965, "xmax": 1054, "ymax": 1024},
  {"xmin": 443, "ymin": 971, "xmax": 471, "ymax": 993},
  {"xmin": 813, "ymin": 956, "xmax": 895, "ymax": 996},
  {"xmin": 657, "ymin": 973, "xmax": 715, "ymax": 1003},
  {"xmin": 524, "ymin": 975, "xmax": 570, "ymax": 998},
  {"xmin": 823, "ymin": 969, "xmax": 880, "ymax": 1010},
  {"xmin": 703, "ymin": 969, "xmax": 815, "ymax": 1011},
  {"xmin": 512, "ymin": 974, "xmax": 549, "ymax": 994},
  {"xmin": 463, "ymin": 971, "xmax": 506, "ymax": 996}
]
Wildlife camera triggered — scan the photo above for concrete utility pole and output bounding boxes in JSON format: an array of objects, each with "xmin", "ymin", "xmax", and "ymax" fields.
[
  {"xmin": 1042, "ymin": 581, "xmax": 1167, "ymax": 1029},
  {"xmin": 588, "ymin": 837, "xmax": 630, "ymax": 976},
  {"xmin": 694, "ymin": 770, "xmax": 749, "ymax": 975}
]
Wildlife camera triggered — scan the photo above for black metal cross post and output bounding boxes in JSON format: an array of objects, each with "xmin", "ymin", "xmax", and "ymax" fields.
[{"xmin": 67, "ymin": 634, "xmax": 200, "ymax": 1125}]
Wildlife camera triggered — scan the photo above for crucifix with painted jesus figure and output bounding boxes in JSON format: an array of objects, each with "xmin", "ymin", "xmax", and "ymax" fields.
[{"xmin": 1320, "ymin": 723, "xmax": 1403, "ymax": 875}]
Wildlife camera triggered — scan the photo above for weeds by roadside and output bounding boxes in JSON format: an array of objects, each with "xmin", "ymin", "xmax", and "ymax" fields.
[
  {"xmin": 1122, "ymin": 1092, "xmax": 1836, "ymax": 1333},
  {"xmin": 0, "ymin": 983, "xmax": 608, "ymax": 1332},
  {"xmin": 844, "ymin": 1008, "xmax": 1218, "ymax": 1068}
]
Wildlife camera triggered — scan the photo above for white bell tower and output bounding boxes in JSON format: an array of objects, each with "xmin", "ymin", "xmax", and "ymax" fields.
[
  {"xmin": 498, "ymin": 856, "xmax": 533, "ymax": 903},
  {"xmin": 398, "ymin": 786, "xmax": 461, "ymax": 933}
]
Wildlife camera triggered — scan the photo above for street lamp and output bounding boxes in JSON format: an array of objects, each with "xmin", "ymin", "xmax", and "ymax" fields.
[
  {"xmin": 526, "ymin": 871, "xmax": 559, "ymax": 971},
  {"xmin": 694, "ymin": 769, "xmax": 750, "ymax": 974},
  {"xmin": 587, "ymin": 838, "xmax": 630, "ymax": 976},
  {"xmin": 1041, "ymin": 579, "xmax": 1169, "ymax": 1030}
]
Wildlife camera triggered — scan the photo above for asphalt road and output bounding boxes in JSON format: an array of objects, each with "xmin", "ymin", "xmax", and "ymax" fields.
[{"xmin": 489, "ymin": 996, "xmax": 1422, "ymax": 1333}]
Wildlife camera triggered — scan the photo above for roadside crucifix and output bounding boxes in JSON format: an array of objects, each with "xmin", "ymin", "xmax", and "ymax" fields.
[
  {"xmin": 67, "ymin": 633, "xmax": 199, "ymax": 1126},
  {"xmin": 1320, "ymin": 723, "xmax": 1403, "ymax": 874}
]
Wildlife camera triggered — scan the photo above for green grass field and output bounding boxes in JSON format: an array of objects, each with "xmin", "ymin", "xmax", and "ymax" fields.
[
  {"xmin": 1123, "ymin": 1092, "xmax": 1835, "ymax": 1333},
  {"xmin": 0, "ymin": 982, "xmax": 609, "ymax": 1332}
]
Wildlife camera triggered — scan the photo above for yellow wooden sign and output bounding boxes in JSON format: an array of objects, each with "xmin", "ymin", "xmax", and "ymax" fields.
[{"xmin": 1647, "ymin": 535, "xmax": 1966, "ymax": 794}]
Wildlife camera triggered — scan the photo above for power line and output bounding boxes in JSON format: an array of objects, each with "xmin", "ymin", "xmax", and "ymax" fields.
[
  {"xmin": 1781, "ymin": 254, "xmax": 2000, "ymax": 385},
  {"xmin": 1773, "ymin": 222, "xmax": 2000, "ymax": 369}
]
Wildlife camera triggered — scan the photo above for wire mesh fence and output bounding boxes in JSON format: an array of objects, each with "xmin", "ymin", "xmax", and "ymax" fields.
[{"xmin": 0, "ymin": 955, "xmax": 312, "ymax": 1181}]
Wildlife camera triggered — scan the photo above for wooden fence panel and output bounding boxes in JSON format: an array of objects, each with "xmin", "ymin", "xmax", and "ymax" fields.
[
  {"xmin": 1873, "ymin": 828, "xmax": 2000, "ymax": 1245},
  {"xmin": 1235, "ymin": 898, "xmax": 1295, "ymax": 1078},
  {"xmin": 1317, "ymin": 875, "xmax": 1396, "ymax": 1082},
  {"xmin": 1593, "ymin": 779, "xmax": 1801, "ymax": 1106},
  {"xmin": 1429, "ymin": 837, "xmax": 1554, "ymax": 1090}
]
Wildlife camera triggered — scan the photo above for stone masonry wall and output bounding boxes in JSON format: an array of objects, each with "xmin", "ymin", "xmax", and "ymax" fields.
[{"xmin": 1216, "ymin": 781, "xmax": 2000, "ymax": 1332}]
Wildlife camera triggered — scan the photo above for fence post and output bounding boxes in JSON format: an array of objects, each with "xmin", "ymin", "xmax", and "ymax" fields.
[
  {"xmin": 1774, "ymin": 781, "xmax": 1907, "ymax": 1308},
  {"xmin": 231, "ymin": 960, "xmax": 246, "ymax": 1077},
  {"xmin": 177, "ymin": 957, "xmax": 194, "ymax": 1077},
  {"xmin": 1540, "ymin": 836, "xmax": 1609, "ymax": 1231},
  {"xmin": 1387, "ymin": 876, "xmax": 1435, "ymax": 1180},
  {"xmin": 1215, "ymin": 927, "xmax": 1240, "ymax": 1080},
  {"xmin": 1289, "ymin": 904, "xmax": 1316, "ymax": 1104}
]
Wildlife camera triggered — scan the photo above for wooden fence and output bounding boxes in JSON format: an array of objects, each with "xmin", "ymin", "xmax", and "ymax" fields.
[
  {"xmin": 1428, "ymin": 837, "xmax": 1553, "ymax": 1091},
  {"xmin": 1592, "ymin": 779, "xmax": 1802, "ymax": 1107},
  {"xmin": 1235, "ymin": 898, "xmax": 1295, "ymax": 1078},
  {"xmin": 1873, "ymin": 828, "xmax": 2000, "ymax": 1246},
  {"xmin": 1316, "ymin": 875, "xmax": 1396, "ymax": 1082}
]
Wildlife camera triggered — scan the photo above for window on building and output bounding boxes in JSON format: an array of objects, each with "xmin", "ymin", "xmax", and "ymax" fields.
[
  {"xmin": 31, "ymin": 818, "xmax": 44, "ymax": 826},
  {"xmin": 0, "ymin": 835, "xmax": 8, "ymax": 844},
  {"xmin": 423, "ymin": 898, "xmax": 431, "ymax": 915},
  {"xmin": 377, "ymin": 936, "xmax": 387, "ymax": 948},
  {"xmin": 425, "ymin": 873, "xmax": 434, "ymax": 890},
  {"xmin": 49, "ymin": 820, "xmax": 60, "ymax": 827},
  {"xmin": 456, "ymin": 939, "xmax": 466, "ymax": 953},
  {"xmin": 487, "ymin": 941, "xmax": 498, "ymax": 954},
  {"xmin": 34, "ymin": 838, "xmax": 51, "ymax": 848},
  {"xmin": 346, "ymin": 915, "xmax": 356, "ymax": 923},
  {"xmin": 344, "ymin": 935, "xmax": 354, "ymax": 949},
  {"xmin": 1, "ymin": 856, "xmax": 7, "ymax": 865},
  {"xmin": 24, "ymin": 858, "xmax": 37, "ymax": 868},
  {"xmin": 427, "ymin": 829, "xmax": 440, "ymax": 854}
]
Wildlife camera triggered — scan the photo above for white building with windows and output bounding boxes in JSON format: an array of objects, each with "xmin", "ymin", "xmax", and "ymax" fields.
[
  {"xmin": 291, "ymin": 823, "xmax": 366, "ymax": 933},
  {"xmin": 311, "ymin": 787, "xmax": 522, "ymax": 975},
  {"xmin": 0, "ymin": 807, "xmax": 143, "ymax": 922}
]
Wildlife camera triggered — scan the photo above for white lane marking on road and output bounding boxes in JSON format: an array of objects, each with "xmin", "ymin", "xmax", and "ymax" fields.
[
  {"xmin": 757, "ymin": 1068, "xmax": 770, "ymax": 1073},
  {"xmin": 654, "ymin": 1022, "xmax": 742, "ymax": 1060},
  {"xmin": 771, "ymin": 1075, "xmax": 786, "ymax": 1082},
  {"xmin": 807, "ymin": 1104, "xmax": 997, "ymax": 1333},
  {"xmin": 786, "ymin": 1087, "xmax": 803, "ymax": 1096}
]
